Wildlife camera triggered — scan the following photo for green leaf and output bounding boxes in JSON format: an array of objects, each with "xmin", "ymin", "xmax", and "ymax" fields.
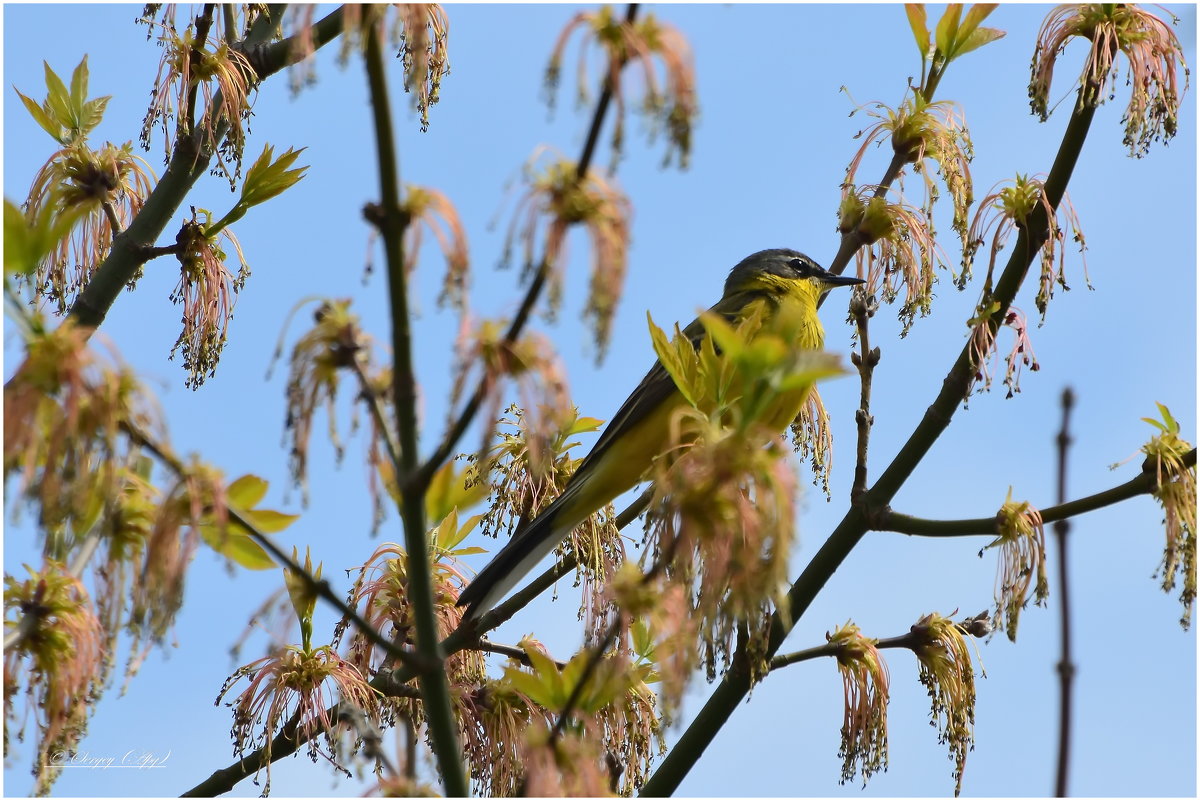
[
  {"xmin": 648, "ymin": 313, "xmax": 696, "ymax": 407},
  {"xmin": 42, "ymin": 61, "xmax": 73, "ymax": 130},
  {"xmin": 226, "ymin": 474, "xmax": 269, "ymax": 508},
  {"xmin": 933, "ymin": 4, "xmax": 963, "ymax": 56},
  {"xmin": 424, "ymin": 461, "xmax": 487, "ymax": 525},
  {"xmin": 199, "ymin": 525, "xmax": 276, "ymax": 570},
  {"xmin": 239, "ymin": 144, "xmax": 309, "ymax": 208},
  {"xmin": 237, "ymin": 508, "xmax": 300, "ymax": 534},
  {"xmin": 1156, "ymin": 402, "xmax": 1180, "ymax": 434},
  {"xmin": 953, "ymin": 26, "xmax": 1005, "ymax": 58},
  {"xmin": 14, "ymin": 89, "xmax": 62, "ymax": 142},
  {"xmin": 699, "ymin": 311, "xmax": 745, "ymax": 360},
  {"xmin": 566, "ymin": 416, "xmax": 604, "ymax": 436},
  {"xmin": 959, "ymin": 3, "xmax": 998, "ymax": 39},
  {"xmin": 79, "ymin": 96, "xmax": 110, "ymax": 138},
  {"xmin": 904, "ymin": 4, "xmax": 930, "ymax": 58},
  {"xmin": 69, "ymin": 55, "xmax": 88, "ymax": 111},
  {"xmin": 4, "ymin": 197, "xmax": 83, "ymax": 276}
]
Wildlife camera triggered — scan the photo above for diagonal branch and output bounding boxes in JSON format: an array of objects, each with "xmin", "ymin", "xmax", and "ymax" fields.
[
  {"xmin": 119, "ymin": 419, "xmax": 430, "ymax": 673},
  {"xmin": 639, "ymin": 80, "xmax": 1103, "ymax": 800},
  {"xmin": 409, "ymin": 3, "xmax": 641, "ymax": 496},
  {"xmin": 67, "ymin": 5, "xmax": 346, "ymax": 332}
]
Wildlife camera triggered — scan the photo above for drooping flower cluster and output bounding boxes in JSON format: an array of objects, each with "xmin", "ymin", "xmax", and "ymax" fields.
[
  {"xmin": 546, "ymin": 5, "xmax": 697, "ymax": 168},
  {"xmin": 503, "ymin": 151, "xmax": 632, "ymax": 361},
  {"xmin": 1136, "ymin": 404, "xmax": 1197, "ymax": 629},
  {"xmin": 828, "ymin": 622, "xmax": 891, "ymax": 786},
  {"xmin": 983, "ymin": 489, "xmax": 1049, "ymax": 640},
  {"xmin": 1030, "ymin": 3, "xmax": 1189, "ymax": 157}
]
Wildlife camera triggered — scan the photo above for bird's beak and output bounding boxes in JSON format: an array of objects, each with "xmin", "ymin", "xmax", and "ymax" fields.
[{"xmin": 820, "ymin": 272, "xmax": 866, "ymax": 287}]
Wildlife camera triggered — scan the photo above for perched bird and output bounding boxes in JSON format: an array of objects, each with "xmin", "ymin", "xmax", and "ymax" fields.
[{"xmin": 458, "ymin": 248, "xmax": 864, "ymax": 620}]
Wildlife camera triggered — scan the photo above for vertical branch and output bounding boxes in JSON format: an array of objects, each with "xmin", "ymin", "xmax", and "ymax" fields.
[
  {"xmin": 1053, "ymin": 387, "xmax": 1075, "ymax": 796},
  {"xmin": 850, "ymin": 288, "xmax": 880, "ymax": 503},
  {"xmin": 363, "ymin": 16, "xmax": 468, "ymax": 796}
]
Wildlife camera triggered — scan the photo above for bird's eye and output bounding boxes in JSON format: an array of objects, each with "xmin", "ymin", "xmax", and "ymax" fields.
[{"xmin": 789, "ymin": 258, "xmax": 812, "ymax": 277}]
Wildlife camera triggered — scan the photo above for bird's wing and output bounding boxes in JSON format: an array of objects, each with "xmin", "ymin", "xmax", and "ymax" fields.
[{"xmin": 567, "ymin": 290, "xmax": 757, "ymax": 483}]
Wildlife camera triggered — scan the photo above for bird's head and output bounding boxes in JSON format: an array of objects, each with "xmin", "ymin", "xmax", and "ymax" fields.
[{"xmin": 724, "ymin": 248, "xmax": 864, "ymax": 303}]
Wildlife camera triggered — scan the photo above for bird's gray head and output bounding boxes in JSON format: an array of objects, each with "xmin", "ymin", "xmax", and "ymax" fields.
[{"xmin": 724, "ymin": 248, "xmax": 862, "ymax": 296}]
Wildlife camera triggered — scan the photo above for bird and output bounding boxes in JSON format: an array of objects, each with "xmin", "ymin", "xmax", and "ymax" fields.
[{"xmin": 457, "ymin": 248, "xmax": 864, "ymax": 621}]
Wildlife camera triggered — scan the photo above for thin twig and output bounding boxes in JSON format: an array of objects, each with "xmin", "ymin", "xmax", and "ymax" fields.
[
  {"xmin": 141, "ymin": 244, "xmax": 182, "ymax": 260},
  {"xmin": 350, "ymin": 356, "xmax": 402, "ymax": 477},
  {"xmin": 479, "ymin": 638, "xmax": 567, "ymax": 669},
  {"xmin": 410, "ymin": 3, "xmax": 641, "ymax": 494},
  {"xmin": 850, "ymin": 288, "xmax": 880, "ymax": 503},
  {"xmin": 184, "ymin": 5, "xmax": 218, "ymax": 135},
  {"xmin": 879, "ymin": 447, "xmax": 1195, "ymax": 536},
  {"xmin": 118, "ymin": 419, "xmax": 430, "ymax": 673},
  {"xmin": 1053, "ymin": 387, "xmax": 1075, "ymax": 797},
  {"xmin": 100, "ymin": 200, "xmax": 122, "ymax": 236}
]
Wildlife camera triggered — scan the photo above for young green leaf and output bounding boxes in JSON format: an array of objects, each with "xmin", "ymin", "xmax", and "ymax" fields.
[
  {"xmin": 934, "ymin": 4, "xmax": 964, "ymax": 57},
  {"xmin": 905, "ymin": 4, "xmax": 931, "ymax": 59},
  {"xmin": 954, "ymin": 26, "xmax": 1005, "ymax": 58}
]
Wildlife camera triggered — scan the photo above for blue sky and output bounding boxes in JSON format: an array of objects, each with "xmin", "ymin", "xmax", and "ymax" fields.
[{"xmin": 3, "ymin": 3, "xmax": 1196, "ymax": 797}]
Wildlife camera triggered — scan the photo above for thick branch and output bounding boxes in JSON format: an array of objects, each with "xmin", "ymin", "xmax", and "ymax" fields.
[
  {"xmin": 640, "ymin": 85, "xmax": 1102, "ymax": 800},
  {"xmin": 67, "ymin": 5, "xmax": 345, "ymax": 331}
]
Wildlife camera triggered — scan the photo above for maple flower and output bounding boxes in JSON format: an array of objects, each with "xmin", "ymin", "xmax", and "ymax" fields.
[
  {"xmin": 503, "ymin": 150, "xmax": 632, "ymax": 361},
  {"xmin": 828, "ymin": 622, "xmax": 890, "ymax": 787},
  {"xmin": 141, "ymin": 10, "xmax": 256, "ymax": 185},
  {"xmin": 167, "ymin": 213, "xmax": 248, "ymax": 388},
  {"xmin": 4, "ymin": 562, "xmax": 105, "ymax": 795},
  {"xmin": 1137, "ymin": 404, "xmax": 1197, "ymax": 628},
  {"xmin": 983, "ymin": 489, "xmax": 1050, "ymax": 641},
  {"xmin": 343, "ymin": 542, "xmax": 484, "ymax": 685},
  {"xmin": 218, "ymin": 644, "xmax": 380, "ymax": 794},
  {"xmin": 838, "ymin": 186, "xmax": 946, "ymax": 335},
  {"xmin": 546, "ymin": 5, "xmax": 697, "ymax": 167},
  {"xmin": 966, "ymin": 305, "xmax": 1040, "ymax": 399},
  {"xmin": 1030, "ymin": 3, "xmax": 1189, "ymax": 157},
  {"xmin": 24, "ymin": 143, "xmax": 154, "ymax": 313},
  {"xmin": 845, "ymin": 94, "xmax": 974, "ymax": 263},
  {"xmin": 910, "ymin": 612, "xmax": 985, "ymax": 797},
  {"xmin": 964, "ymin": 174, "xmax": 1088, "ymax": 320},
  {"xmin": 273, "ymin": 299, "xmax": 373, "ymax": 502},
  {"xmin": 791, "ymin": 387, "xmax": 834, "ymax": 497}
]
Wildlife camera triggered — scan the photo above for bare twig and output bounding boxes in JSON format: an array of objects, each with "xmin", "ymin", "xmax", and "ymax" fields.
[
  {"xmin": 879, "ymin": 447, "xmax": 1195, "ymax": 537},
  {"xmin": 850, "ymin": 288, "xmax": 880, "ymax": 503},
  {"xmin": 1053, "ymin": 387, "xmax": 1075, "ymax": 797}
]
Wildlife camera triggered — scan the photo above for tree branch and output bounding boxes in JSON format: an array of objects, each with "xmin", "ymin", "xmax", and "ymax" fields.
[
  {"xmin": 879, "ymin": 448, "xmax": 1195, "ymax": 537},
  {"xmin": 120, "ymin": 419, "xmax": 430, "ymax": 673},
  {"xmin": 67, "ymin": 5, "xmax": 344, "ymax": 332},
  {"xmin": 640, "ymin": 78, "xmax": 1103, "ymax": 800},
  {"xmin": 362, "ymin": 14, "xmax": 467, "ymax": 796},
  {"xmin": 1053, "ymin": 387, "xmax": 1075, "ymax": 797},
  {"xmin": 410, "ymin": 3, "xmax": 641, "ymax": 494}
]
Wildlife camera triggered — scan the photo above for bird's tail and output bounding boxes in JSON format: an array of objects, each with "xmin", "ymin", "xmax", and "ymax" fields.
[{"xmin": 457, "ymin": 488, "xmax": 579, "ymax": 622}]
